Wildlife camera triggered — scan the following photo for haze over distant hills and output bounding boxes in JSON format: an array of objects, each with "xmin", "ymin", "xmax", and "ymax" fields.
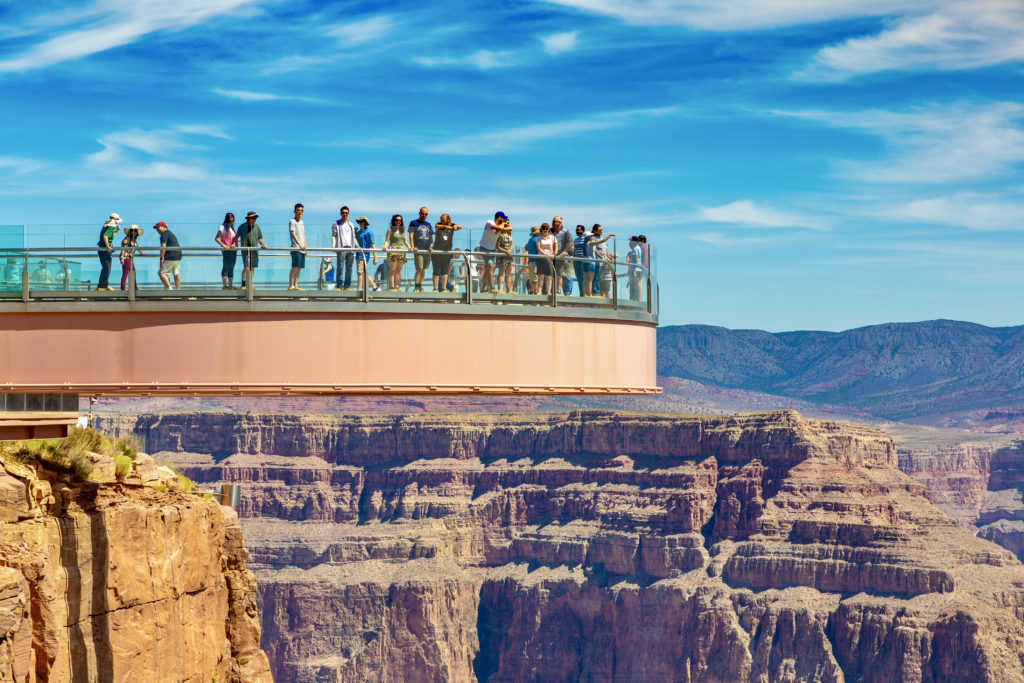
[{"xmin": 657, "ymin": 320, "xmax": 1024, "ymax": 425}]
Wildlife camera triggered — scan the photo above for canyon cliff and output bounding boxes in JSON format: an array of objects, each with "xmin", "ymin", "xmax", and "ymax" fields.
[
  {"xmin": 0, "ymin": 451, "xmax": 272, "ymax": 682},
  {"xmin": 96, "ymin": 409, "xmax": 1024, "ymax": 682}
]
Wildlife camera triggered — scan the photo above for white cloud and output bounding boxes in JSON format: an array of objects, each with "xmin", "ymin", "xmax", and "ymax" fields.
[
  {"xmin": 0, "ymin": 0, "xmax": 259, "ymax": 73},
  {"xmin": 799, "ymin": 0, "xmax": 1024, "ymax": 80},
  {"xmin": 211, "ymin": 88, "xmax": 323, "ymax": 103},
  {"xmin": 696, "ymin": 200, "xmax": 827, "ymax": 229},
  {"xmin": 258, "ymin": 55, "xmax": 332, "ymax": 76},
  {"xmin": 324, "ymin": 15, "xmax": 396, "ymax": 48},
  {"xmin": 689, "ymin": 231, "xmax": 787, "ymax": 247},
  {"xmin": 0, "ymin": 156, "xmax": 47, "ymax": 175},
  {"xmin": 886, "ymin": 192, "xmax": 1024, "ymax": 230},
  {"xmin": 775, "ymin": 102, "xmax": 1024, "ymax": 183},
  {"xmin": 423, "ymin": 106, "xmax": 679, "ymax": 154},
  {"xmin": 541, "ymin": 31, "xmax": 580, "ymax": 55},
  {"xmin": 86, "ymin": 124, "xmax": 229, "ymax": 170},
  {"xmin": 413, "ymin": 50, "xmax": 517, "ymax": 70},
  {"xmin": 538, "ymin": 0, "xmax": 938, "ymax": 31}
]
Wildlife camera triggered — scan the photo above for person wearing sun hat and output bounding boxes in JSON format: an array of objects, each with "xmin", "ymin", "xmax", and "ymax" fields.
[
  {"xmin": 237, "ymin": 210, "xmax": 267, "ymax": 287},
  {"xmin": 119, "ymin": 224, "xmax": 144, "ymax": 291},
  {"xmin": 354, "ymin": 216, "xmax": 379, "ymax": 291},
  {"xmin": 96, "ymin": 213, "xmax": 122, "ymax": 290}
]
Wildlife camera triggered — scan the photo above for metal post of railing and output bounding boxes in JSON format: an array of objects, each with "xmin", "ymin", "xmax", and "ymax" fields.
[
  {"xmin": 361, "ymin": 249, "xmax": 369, "ymax": 303},
  {"xmin": 646, "ymin": 273, "xmax": 652, "ymax": 314},
  {"xmin": 612, "ymin": 257, "xmax": 618, "ymax": 310},
  {"xmin": 62, "ymin": 256, "xmax": 69, "ymax": 292},
  {"xmin": 463, "ymin": 252, "xmax": 473, "ymax": 305},
  {"xmin": 547, "ymin": 255, "xmax": 557, "ymax": 308},
  {"xmin": 128, "ymin": 267, "xmax": 136, "ymax": 303},
  {"xmin": 245, "ymin": 250, "xmax": 254, "ymax": 302},
  {"xmin": 21, "ymin": 252, "xmax": 29, "ymax": 302}
]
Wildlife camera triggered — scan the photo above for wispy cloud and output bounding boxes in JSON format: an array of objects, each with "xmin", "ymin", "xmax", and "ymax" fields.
[
  {"xmin": 85, "ymin": 124, "xmax": 229, "ymax": 178},
  {"xmin": 211, "ymin": 88, "xmax": 323, "ymax": 103},
  {"xmin": 696, "ymin": 200, "xmax": 827, "ymax": 230},
  {"xmin": 689, "ymin": 231, "xmax": 790, "ymax": 247},
  {"xmin": 258, "ymin": 55, "xmax": 332, "ymax": 77},
  {"xmin": 0, "ymin": 0, "xmax": 259, "ymax": 73},
  {"xmin": 0, "ymin": 156, "xmax": 47, "ymax": 175},
  {"xmin": 538, "ymin": 0, "xmax": 938, "ymax": 31},
  {"xmin": 541, "ymin": 31, "xmax": 580, "ymax": 55},
  {"xmin": 775, "ymin": 102, "xmax": 1024, "ymax": 183},
  {"xmin": 798, "ymin": 0, "xmax": 1024, "ymax": 80},
  {"xmin": 324, "ymin": 15, "xmax": 397, "ymax": 48},
  {"xmin": 885, "ymin": 192, "xmax": 1024, "ymax": 231},
  {"xmin": 413, "ymin": 50, "xmax": 517, "ymax": 70},
  {"xmin": 423, "ymin": 106, "xmax": 680, "ymax": 154}
]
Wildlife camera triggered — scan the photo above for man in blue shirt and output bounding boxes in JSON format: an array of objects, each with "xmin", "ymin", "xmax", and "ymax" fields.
[
  {"xmin": 355, "ymin": 216, "xmax": 380, "ymax": 291},
  {"xmin": 408, "ymin": 206, "xmax": 433, "ymax": 292}
]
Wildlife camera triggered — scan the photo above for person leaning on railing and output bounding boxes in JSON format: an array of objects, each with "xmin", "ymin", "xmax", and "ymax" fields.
[
  {"xmin": 587, "ymin": 224, "xmax": 616, "ymax": 298},
  {"xmin": 96, "ymin": 212, "xmax": 121, "ymax": 290},
  {"xmin": 495, "ymin": 219, "xmax": 515, "ymax": 294},
  {"xmin": 535, "ymin": 222, "xmax": 557, "ymax": 296},
  {"xmin": 354, "ymin": 216, "xmax": 380, "ymax": 291},
  {"xmin": 215, "ymin": 213, "xmax": 237, "ymax": 289}
]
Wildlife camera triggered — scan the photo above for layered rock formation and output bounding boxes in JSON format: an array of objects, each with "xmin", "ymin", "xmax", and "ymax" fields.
[
  {"xmin": 96, "ymin": 409, "xmax": 1024, "ymax": 682},
  {"xmin": 0, "ymin": 452, "xmax": 272, "ymax": 682}
]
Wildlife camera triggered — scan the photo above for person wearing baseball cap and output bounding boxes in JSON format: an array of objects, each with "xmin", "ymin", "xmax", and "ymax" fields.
[
  {"xmin": 153, "ymin": 221, "xmax": 182, "ymax": 290},
  {"xmin": 95, "ymin": 213, "xmax": 123, "ymax": 290}
]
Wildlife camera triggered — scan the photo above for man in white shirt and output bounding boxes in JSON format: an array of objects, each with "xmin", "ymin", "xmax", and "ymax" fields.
[
  {"xmin": 477, "ymin": 211, "xmax": 506, "ymax": 293},
  {"xmin": 288, "ymin": 203, "xmax": 306, "ymax": 290},
  {"xmin": 331, "ymin": 206, "xmax": 358, "ymax": 290}
]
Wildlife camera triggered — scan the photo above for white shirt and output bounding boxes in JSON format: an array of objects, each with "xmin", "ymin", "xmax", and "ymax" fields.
[
  {"xmin": 479, "ymin": 220, "xmax": 500, "ymax": 250},
  {"xmin": 289, "ymin": 218, "xmax": 305, "ymax": 248},
  {"xmin": 332, "ymin": 219, "xmax": 357, "ymax": 248}
]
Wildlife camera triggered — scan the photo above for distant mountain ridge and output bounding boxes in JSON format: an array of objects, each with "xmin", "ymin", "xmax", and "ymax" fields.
[{"xmin": 657, "ymin": 320, "xmax": 1024, "ymax": 421}]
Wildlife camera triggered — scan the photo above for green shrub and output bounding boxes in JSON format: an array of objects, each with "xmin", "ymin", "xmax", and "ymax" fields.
[
  {"xmin": 65, "ymin": 427, "xmax": 106, "ymax": 456},
  {"xmin": 70, "ymin": 452, "xmax": 93, "ymax": 480},
  {"xmin": 113, "ymin": 435, "xmax": 140, "ymax": 461},
  {"xmin": 113, "ymin": 453, "xmax": 132, "ymax": 480},
  {"xmin": 176, "ymin": 472, "xmax": 195, "ymax": 492}
]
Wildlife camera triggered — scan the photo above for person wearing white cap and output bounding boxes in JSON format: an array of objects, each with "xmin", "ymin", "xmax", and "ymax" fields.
[{"xmin": 96, "ymin": 213, "xmax": 122, "ymax": 290}]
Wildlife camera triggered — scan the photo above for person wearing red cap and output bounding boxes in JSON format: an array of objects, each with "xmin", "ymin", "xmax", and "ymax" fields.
[{"xmin": 154, "ymin": 221, "xmax": 182, "ymax": 290}]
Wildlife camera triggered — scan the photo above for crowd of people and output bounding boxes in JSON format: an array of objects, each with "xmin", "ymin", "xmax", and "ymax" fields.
[{"xmin": 91, "ymin": 207, "xmax": 651, "ymax": 301}]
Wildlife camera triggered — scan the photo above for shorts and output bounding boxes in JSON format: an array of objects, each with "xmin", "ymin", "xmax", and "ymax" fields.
[
  {"xmin": 536, "ymin": 259, "xmax": 553, "ymax": 276},
  {"xmin": 242, "ymin": 251, "xmax": 259, "ymax": 269},
  {"xmin": 555, "ymin": 258, "xmax": 573, "ymax": 277},
  {"xmin": 388, "ymin": 251, "xmax": 407, "ymax": 264},
  {"xmin": 414, "ymin": 252, "xmax": 430, "ymax": 271},
  {"xmin": 477, "ymin": 246, "xmax": 495, "ymax": 265},
  {"xmin": 431, "ymin": 254, "xmax": 453, "ymax": 276},
  {"xmin": 496, "ymin": 254, "xmax": 512, "ymax": 269},
  {"xmin": 291, "ymin": 250, "xmax": 306, "ymax": 269},
  {"xmin": 159, "ymin": 259, "xmax": 181, "ymax": 276}
]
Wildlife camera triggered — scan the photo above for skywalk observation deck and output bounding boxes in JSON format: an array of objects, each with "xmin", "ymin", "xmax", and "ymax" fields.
[{"xmin": 0, "ymin": 246, "xmax": 659, "ymax": 399}]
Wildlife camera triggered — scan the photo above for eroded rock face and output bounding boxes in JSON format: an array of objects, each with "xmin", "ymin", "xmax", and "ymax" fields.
[
  {"xmin": 101, "ymin": 410, "xmax": 1024, "ymax": 682},
  {"xmin": 0, "ymin": 458, "xmax": 272, "ymax": 683}
]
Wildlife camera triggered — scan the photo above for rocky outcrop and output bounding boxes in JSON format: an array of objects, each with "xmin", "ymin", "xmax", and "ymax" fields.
[
  {"xmin": 0, "ymin": 453, "xmax": 272, "ymax": 682},
  {"xmin": 100, "ymin": 409, "xmax": 1024, "ymax": 682}
]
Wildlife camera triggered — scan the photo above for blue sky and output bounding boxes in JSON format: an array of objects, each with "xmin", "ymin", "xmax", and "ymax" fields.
[{"xmin": 1, "ymin": 0, "xmax": 1023, "ymax": 331}]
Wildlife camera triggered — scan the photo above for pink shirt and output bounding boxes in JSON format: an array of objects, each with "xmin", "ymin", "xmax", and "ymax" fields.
[
  {"xmin": 217, "ymin": 225, "xmax": 237, "ymax": 247},
  {"xmin": 537, "ymin": 234, "xmax": 556, "ymax": 256}
]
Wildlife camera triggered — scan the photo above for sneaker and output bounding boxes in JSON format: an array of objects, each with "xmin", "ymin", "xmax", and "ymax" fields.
[
  {"xmin": 372, "ymin": 286, "xmax": 382, "ymax": 292},
  {"xmin": 295, "ymin": 286, "xmax": 304, "ymax": 291}
]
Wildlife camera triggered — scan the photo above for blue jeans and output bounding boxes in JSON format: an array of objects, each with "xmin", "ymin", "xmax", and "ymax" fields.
[
  {"xmin": 573, "ymin": 261, "xmax": 586, "ymax": 295},
  {"xmin": 97, "ymin": 250, "xmax": 112, "ymax": 288},
  {"xmin": 337, "ymin": 251, "xmax": 355, "ymax": 288}
]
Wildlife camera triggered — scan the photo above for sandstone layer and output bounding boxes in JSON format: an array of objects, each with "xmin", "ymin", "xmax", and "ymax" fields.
[
  {"xmin": 0, "ymin": 452, "xmax": 272, "ymax": 683},
  {"xmin": 99, "ymin": 410, "xmax": 1024, "ymax": 682}
]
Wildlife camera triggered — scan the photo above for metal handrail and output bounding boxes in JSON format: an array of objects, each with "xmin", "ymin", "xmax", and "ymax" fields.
[{"xmin": 0, "ymin": 245, "xmax": 655, "ymax": 318}]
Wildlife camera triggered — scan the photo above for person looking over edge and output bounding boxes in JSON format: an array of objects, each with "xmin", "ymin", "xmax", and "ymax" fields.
[
  {"xmin": 384, "ymin": 214, "xmax": 409, "ymax": 291},
  {"xmin": 627, "ymin": 235, "xmax": 644, "ymax": 301},
  {"xmin": 587, "ymin": 223, "xmax": 616, "ymax": 298},
  {"xmin": 119, "ymin": 224, "xmax": 144, "ymax": 291},
  {"xmin": 355, "ymin": 216, "xmax": 379, "ymax": 291},
  {"xmin": 238, "ymin": 211, "xmax": 267, "ymax": 288},
  {"xmin": 431, "ymin": 213, "xmax": 461, "ymax": 292},
  {"xmin": 288, "ymin": 203, "xmax": 306, "ymax": 290},
  {"xmin": 409, "ymin": 206, "xmax": 433, "ymax": 292},
  {"xmin": 572, "ymin": 224, "xmax": 590, "ymax": 296},
  {"xmin": 477, "ymin": 211, "xmax": 505, "ymax": 293},
  {"xmin": 551, "ymin": 216, "xmax": 573, "ymax": 295},
  {"xmin": 215, "ymin": 212, "xmax": 237, "ymax": 289},
  {"xmin": 97, "ymin": 213, "xmax": 121, "ymax": 290},
  {"xmin": 524, "ymin": 225, "xmax": 540, "ymax": 294},
  {"xmin": 331, "ymin": 206, "xmax": 357, "ymax": 290},
  {"xmin": 154, "ymin": 221, "xmax": 182, "ymax": 290}
]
